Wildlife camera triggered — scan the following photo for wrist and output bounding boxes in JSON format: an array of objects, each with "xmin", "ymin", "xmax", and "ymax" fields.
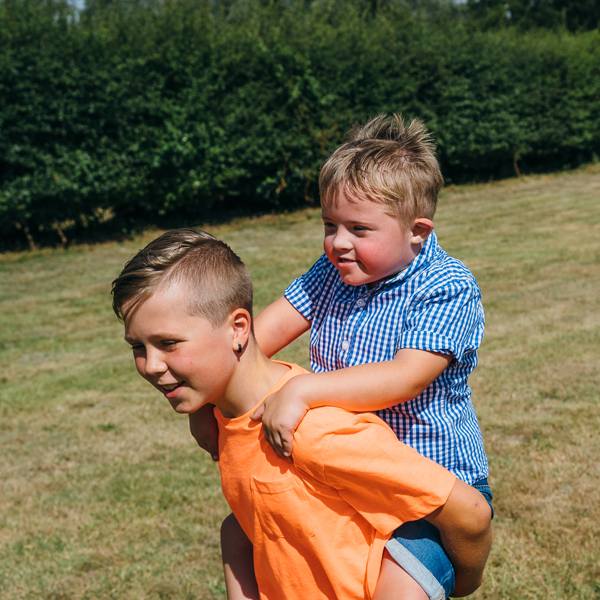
[{"xmin": 289, "ymin": 374, "xmax": 318, "ymax": 410}]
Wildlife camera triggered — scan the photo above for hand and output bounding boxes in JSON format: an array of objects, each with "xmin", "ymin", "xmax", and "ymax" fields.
[
  {"xmin": 188, "ymin": 403, "xmax": 219, "ymax": 461},
  {"xmin": 250, "ymin": 377, "xmax": 311, "ymax": 460}
]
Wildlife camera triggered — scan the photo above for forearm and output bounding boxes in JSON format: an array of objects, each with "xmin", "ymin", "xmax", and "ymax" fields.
[
  {"xmin": 254, "ymin": 296, "xmax": 310, "ymax": 358},
  {"xmin": 257, "ymin": 348, "xmax": 451, "ymax": 458},
  {"xmin": 290, "ymin": 351, "xmax": 451, "ymax": 412}
]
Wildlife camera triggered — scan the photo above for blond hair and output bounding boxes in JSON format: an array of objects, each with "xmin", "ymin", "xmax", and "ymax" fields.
[
  {"xmin": 319, "ymin": 114, "xmax": 443, "ymax": 226},
  {"xmin": 111, "ymin": 228, "xmax": 253, "ymax": 326}
]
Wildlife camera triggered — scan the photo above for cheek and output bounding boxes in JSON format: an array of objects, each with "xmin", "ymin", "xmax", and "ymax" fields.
[
  {"xmin": 134, "ymin": 355, "xmax": 147, "ymax": 378},
  {"xmin": 354, "ymin": 239, "xmax": 380, "ymax": 263}
]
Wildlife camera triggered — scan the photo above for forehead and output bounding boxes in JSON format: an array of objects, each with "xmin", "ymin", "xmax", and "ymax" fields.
[
  {"xmin": 123, "ymin": 285, "xmax": 209, "ymax": 338},
  {"xmin": 322, "ymin": 188, "xmax": 394, "ymax": 220}
]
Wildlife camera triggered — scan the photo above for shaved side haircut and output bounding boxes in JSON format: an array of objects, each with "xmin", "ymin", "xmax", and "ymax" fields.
[{"xmin": 112, "ymin": 228, "xmax": 253, "ymax": 327}]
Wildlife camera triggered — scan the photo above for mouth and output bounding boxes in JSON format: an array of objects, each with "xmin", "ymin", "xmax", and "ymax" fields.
[
  {"xmin": 159, "ymin": 382, "xmax": 185, "ymax": 395},
  {"xmin": 337, "ymin": 257, "xmax": 356, "ymax": 266}
]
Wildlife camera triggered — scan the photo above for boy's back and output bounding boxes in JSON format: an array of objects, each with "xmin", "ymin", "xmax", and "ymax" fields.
[{"xmin": 217, "ymin": 362, "xmax": 456, "ymax": 600}]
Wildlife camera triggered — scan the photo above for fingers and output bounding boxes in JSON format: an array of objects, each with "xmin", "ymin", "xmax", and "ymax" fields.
[
  {"xmin": 278, "ymin": 431, "xmax": 294, "ymax": 459},
  {"xmin": 205, "ymin": 428, "xmax": 220, "ymax": 462},
  {"xmin": 256, "ymin": 389, "xmax": 304, "ymax": 461},
  {"xmin": 270, "ymin": 430, "xmax": 293, "ymax": 461},
  {"xmin": 262, "ymin": 422, "xmax": 293, "ymax": 460},
  {"xmin": 207, "ymin": 419, "xmax": 220, "ymax": 461},
  {"xmin": 250, "ymin": 403, "xmax": 265, "ymax": 421},
  {"xmin": 208, "ymin": 447, "xmax": 219, "ymax": 462}
]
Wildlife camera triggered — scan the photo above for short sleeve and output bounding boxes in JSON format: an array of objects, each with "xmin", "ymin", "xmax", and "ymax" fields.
[
  {"xmin": 293, "ymin": 408, "xmax": 456, "ymax": 536},
  {"xmin": 398, "ymin": 279, "xmax": 484, "ymax": 363},
  {"xmin": 284, "ymin": 254, "xmax": 335, "ymax": 322}
]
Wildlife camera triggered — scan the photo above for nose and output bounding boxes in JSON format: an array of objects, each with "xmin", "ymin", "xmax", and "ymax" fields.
[
  {"xmin": 143, "ymin": 348, "xmax": 167, "ymax": 377},
  {"xmin": 331, "ymin": 227, "xmax": 352, "ymax": 252}
]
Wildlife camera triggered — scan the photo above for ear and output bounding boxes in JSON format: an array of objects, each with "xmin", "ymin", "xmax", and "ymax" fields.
[
  {"xmin": 410, "ymin": 218, "xmax": 434, "ymax": 244},
  {"xmin": 229, "ymin": 308, "xmax": 252, "ymax": 354}
]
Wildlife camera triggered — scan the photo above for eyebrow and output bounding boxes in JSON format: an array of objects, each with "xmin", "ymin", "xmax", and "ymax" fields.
[
  {"xmin": 125, "ymin": 330, "xmax": 184, "ymax": 344},
  {"xmin": 322, "ymin": 216, "xmax": 373, "ymax": 226}
]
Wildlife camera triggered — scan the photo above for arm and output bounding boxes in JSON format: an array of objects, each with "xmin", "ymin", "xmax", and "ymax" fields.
[
  {"xmin": 188, "ymin": 403, "xmax": 220, "ymax": 461},
  {"xmin": 254, "ymin": 296, "xmax": 311, "ymax": 358},
  {"xmin": 252, "ymin": 349, "xmax": 452, "ymax": 458},
  {"xmin": 424, "ymin": 479, "xmax": 493, "ymax": 597}
]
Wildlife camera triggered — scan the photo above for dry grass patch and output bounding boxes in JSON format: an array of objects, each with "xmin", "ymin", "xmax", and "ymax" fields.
[{"xmin": 1, "ymin": 165, "xmax": 599, "ymax": 598}]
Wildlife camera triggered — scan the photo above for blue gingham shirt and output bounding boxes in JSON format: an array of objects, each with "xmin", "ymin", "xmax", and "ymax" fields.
[{"xmin": 284, "ymin": 232, "xmax": 488, "ymax": 484}]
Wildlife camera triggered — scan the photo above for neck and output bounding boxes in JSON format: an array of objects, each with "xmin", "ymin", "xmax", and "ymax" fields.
[{"xmin": 215, "ymin": 343, "xmax": 289, "ymax": 418}]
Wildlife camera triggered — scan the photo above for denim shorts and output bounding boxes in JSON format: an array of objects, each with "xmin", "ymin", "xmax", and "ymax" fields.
[{"xmin": 385, "ymin": 478, "xmax": 493, "ymax": 600}]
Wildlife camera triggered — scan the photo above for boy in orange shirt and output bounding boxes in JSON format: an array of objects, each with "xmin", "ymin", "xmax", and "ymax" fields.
[{"xmin": 112, "ymin": 228, "xmax": 492, "ymax": 600}]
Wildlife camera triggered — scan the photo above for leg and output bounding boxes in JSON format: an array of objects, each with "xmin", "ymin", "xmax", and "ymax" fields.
[
  {"xmin": 373, "ymin": 550, "xmax": 429, "ymax": 600},
  {"xmin": 221, "ymin": 513, "xmax": 259, "ymax": 600},
  {"xmin": 425, "ymin": 480, "xmax": 493, "ymax": 597},
  {"xmin": 377, "ymin": 479, "xmax": 494, "ymax": 600},
  {"xmin": 384, "ymin": 520, "xmax": 456, "ymax": 600}
]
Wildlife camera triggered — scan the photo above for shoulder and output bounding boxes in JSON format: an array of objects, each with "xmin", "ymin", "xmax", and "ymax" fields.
[
  {"xmin": 293, "ymin": 407, "xmax": 397, "ymax": 469},
  {"xmin": 301, "ymin": 254, "xmax": 337, "ymax": 279},
  {"xmin": 413, "ymin": 250, "xmax": 481, "ymax": 304},
  {"xmin": 286, "ymin": 254, "xmax": 339, "ymax": 294}
]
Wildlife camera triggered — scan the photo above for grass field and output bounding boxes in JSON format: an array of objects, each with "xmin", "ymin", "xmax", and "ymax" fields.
[{"xmin": 1, "ymin": 165, "xmax": 599, "ymax": 599}]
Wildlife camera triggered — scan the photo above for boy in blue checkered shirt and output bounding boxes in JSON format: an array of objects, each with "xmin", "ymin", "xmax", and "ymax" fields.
[{"xmin": 191, "ymin": 114, "xmax": 492, "ymax": 599}]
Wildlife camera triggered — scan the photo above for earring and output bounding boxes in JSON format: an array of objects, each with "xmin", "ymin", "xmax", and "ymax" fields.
[{"xmin": 237, "ymin": 344, "xmax": 242, "ymax": 354}]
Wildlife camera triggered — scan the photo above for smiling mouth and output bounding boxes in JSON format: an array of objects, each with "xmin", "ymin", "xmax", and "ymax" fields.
[
  {"xmin": 337, "ymin": 258, "xmax": 356, "ymax": 267},
  {"xmin": 161, "ymin": 382, "xmax": 184, "ymax": 392}
]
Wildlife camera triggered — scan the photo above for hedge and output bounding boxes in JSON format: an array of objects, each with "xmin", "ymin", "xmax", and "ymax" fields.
[{"xmin": 1, "ymin": 0, "xmax": 599, "ymax": 247}]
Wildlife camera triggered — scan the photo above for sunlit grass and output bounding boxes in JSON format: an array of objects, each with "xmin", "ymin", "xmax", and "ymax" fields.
[{"xmin": 1, "ymin": 165, "xmax": 599, "ymax": 599}]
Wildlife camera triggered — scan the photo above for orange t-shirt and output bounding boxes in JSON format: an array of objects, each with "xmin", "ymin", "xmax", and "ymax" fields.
[{"xmin": 216, "ymin": 362, "xmax": 456, "ymax": 600}]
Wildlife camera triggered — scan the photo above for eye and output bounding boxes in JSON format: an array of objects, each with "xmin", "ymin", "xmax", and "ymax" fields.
[
  {"xmin": 161, "ymin": 340, "xmax": 179, "ymax": 349},
  {"xmin": 130, "ymin": 343, "xmax": 144, "ymax": 352},
  {"xmin": 323, "ymin": 221, "xmax": 336, "ymax": 230}
]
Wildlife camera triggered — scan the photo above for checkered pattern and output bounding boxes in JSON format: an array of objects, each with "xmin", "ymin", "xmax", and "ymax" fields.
[{"xmin": 285, "ymin": 232, "xmax": 488, "ymax": 484}]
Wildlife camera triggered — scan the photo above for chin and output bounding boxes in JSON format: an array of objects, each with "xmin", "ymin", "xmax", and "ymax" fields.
[
  {"xmin": 169, "ymin": 400, "xmax": 191, "ymax": 414},
  {"xmin": 173, "ymin": 400, "xmax": 206, "ymax": 415},
  {"xmin": 342, "ymin": 276, "xmax": 369, "ymax": 287}
]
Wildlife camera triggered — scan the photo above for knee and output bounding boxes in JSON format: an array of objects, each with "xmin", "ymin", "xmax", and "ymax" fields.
[
  {"xmin": 470, "ymin": 494, "xmax": 493, "ymax": 544},
  {"xmin": 455, "ymin": 487, "xmax": 492, "ymax": 543},
  {"xmin": 450, "ymin": 496, "xmax": 493, "ymax": 597}
]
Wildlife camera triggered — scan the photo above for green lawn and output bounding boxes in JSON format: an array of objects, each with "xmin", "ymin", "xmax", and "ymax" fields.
[{"xmin": 1, "ymin": 165, "xmax": 599, "ymax": 599}]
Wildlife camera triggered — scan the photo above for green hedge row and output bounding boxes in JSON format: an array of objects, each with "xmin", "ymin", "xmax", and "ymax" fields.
[{"xmin": 1, "ymin": 0, "xmax": 599, "ymax": 247}]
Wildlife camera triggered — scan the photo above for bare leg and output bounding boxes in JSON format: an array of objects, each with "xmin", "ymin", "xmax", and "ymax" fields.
[
  {"xmin": 426, "ymin": 480, "xmax": 493, "ymax": 597},
  {"xmin": 373, "ymin": 550, "xmax": 429, "ymax": 600},
  {"xmin": 221, "ymin": 513, "xmax": 259, "ymax": 600}
]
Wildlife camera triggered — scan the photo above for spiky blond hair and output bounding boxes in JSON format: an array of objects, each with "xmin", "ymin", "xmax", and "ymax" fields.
[{"xmin": 319, "ymin": 114, "xmax": 443, "ymax": 226}]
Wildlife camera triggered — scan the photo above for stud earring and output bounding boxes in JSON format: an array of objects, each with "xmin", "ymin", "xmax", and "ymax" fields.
[{"xmin": 237, "ymin": 344, "xmax": 242, "ymax": 354}]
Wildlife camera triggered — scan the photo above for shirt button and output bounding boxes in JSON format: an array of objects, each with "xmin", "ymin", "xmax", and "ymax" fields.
[
  {"xmin": 356, "ymin": 298, "xmax": 365, "ymax": 307},
  {"xmin": 341, "ymin": 340, "xmax": 350, "ymax": 350}
]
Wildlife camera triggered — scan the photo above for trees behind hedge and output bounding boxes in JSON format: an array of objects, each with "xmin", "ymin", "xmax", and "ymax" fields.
[
  {"xmin": 1, "ymin": 0, "xmax": 599, "ymax": 248},
  {"xmin": 466, "ymin": 0, "xmax": 600, "ymax": 32}
]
